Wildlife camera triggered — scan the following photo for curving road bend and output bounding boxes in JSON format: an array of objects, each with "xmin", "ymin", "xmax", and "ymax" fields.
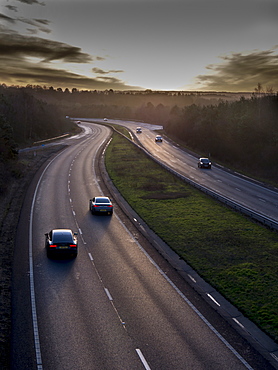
[
  {"xmin": 88, "ymin": 118, "xmax": 278, "ymax": 224},
  {"xmin": 12, "ymin": 122, "xmax": 273, "ymax": 369}
]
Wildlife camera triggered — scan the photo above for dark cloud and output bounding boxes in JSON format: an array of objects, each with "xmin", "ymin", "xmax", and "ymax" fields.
[
  {"xmin": 0, "ymin": 11, "xmax": 50, "ymax": 34},
  {"xmin": 0, "ymin": 32, "xmax": 93, "ymax": 63},
  {"xmin": 195, "ymin": 49, "xmax": 278, "ymax": 91},
  {"xmin": 16, "ymin": 0, "xmax": 45, "ymax": 5},
  {"xmin": 5, "ymin": 6, "xmax": 18, "ymax": 13},
  {"xmin": 0, "ymin": 13, "xmax": 15, "ymax": 23},
  {"xmin": 0, "ymin": 29, "xmax": 140, "ymax": 90},
  {"xmin": 92, "ymin": 68, "xmax": 108, "ymax": 75},
  {"xmin": 34, "ymin": 19, "xmax": 50, "ymax": 25},
  {"xmin": 92, "ymin": 67, "xmax": 124, "ymax": 75},
  {"xmin": 0, "ymin": 57, "xmax": 140, "ymax": 90},
  {"xmin": 26, "ymin": 28, "xmax": 38, "ymax": 35},
  {"xmin": 18, "ymin": 17, "xmax": 51, "ymax": 33}
]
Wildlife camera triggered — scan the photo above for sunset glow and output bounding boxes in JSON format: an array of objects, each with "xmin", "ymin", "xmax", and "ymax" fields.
[{"xmin": 1, "ymin": 0, "xmax": 278, "ymax": 92}]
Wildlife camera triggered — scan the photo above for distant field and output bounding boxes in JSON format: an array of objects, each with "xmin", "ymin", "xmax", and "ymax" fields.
[{"xmin": 105, "ymin": 130, "xmax": 278, "ymax": 343}]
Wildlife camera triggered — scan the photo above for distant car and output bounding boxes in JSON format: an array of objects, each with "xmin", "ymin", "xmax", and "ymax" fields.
[
  {"xmin": 136, "ymin": 127, "xmax": 142, "ymax": 133},
  {"xmin": 103, "ymin": 118, "xmax": 108, "ymax": 121},
  {"xmin": 89, "ymin": 196, "xmax": 113, "ymax": 215},
  {"xmin": 198, "ymin": 157, "xmax": 212, "ymax": 169},
  {"xmin": 76, "ymin": 120, "xmax": 81, "ymax": 124},
  {"xmin": 45, "ymin": 229, "xmax": 78, "ymax": 258},
  {"xmin": 155, "ymin": 135, "xmax": 163, "ymax": 142}
]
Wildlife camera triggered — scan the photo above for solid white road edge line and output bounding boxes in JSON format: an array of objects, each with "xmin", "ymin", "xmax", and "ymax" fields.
[
  {"xmin": 29, "ymin": 150, "xmax": 65, "ymax": 369},
  {"xmin": 114, "ymin": 213, "xmax": 254, "ymax": 370},
  {"xmin": 104, "ymin": 288, "xmax": 113, "ymax": 301},
  {"xmin": 136, "ymin": 349, "xmax": 151, "ymax": 370}
]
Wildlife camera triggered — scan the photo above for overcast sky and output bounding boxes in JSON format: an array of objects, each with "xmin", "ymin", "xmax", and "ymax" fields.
[{"xmin": 1, "ymin": 0, "xmax": 278, "ymax": 91}]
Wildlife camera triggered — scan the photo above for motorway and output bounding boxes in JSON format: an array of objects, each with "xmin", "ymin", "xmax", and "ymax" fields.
[
  {"xmin": 12, "ymin": 121, "xmax": 275, "ymax": 369},
  {"xmin": 91, "ymin": 118, "xmax": 278, "ymax": 224}
]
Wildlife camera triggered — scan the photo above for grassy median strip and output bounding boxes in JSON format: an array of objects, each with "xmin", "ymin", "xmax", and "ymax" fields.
[{"xmin": 105, "ymin": 131, "xmax": 278, "ymax": 343}]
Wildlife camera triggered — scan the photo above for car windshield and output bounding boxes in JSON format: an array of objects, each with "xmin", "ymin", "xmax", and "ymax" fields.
[
  {"xmin": 96, "ymin": 198, "xmax": 109, "ymax": 203},
  {"xmin": 53, "ymin": 232, "xmax": 73, "ymax": 243},
  {"xmin": 202, "ymin": 158, "xmax": 209, "ymax": 162}
]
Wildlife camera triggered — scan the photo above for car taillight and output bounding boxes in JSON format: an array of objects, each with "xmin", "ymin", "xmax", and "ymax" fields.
[
  {"xmin": 70, "ymin": 244, "xmax": 76, "ymax": 248},
  {"xmin": 50, "ymin": 244, "xmax": 57, "ymax": 248},
  {"xmin": 93, "ymin": 205, "xmax": 99, "ymax": 207}
]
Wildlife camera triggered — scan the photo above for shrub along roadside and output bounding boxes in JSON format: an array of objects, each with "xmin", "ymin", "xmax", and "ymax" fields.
[{"xmin": 105, "ymin": 131, "xmax": 278, "ymax": 343}]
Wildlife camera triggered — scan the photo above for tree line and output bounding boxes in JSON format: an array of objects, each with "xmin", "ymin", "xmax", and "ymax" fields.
[
  {"xmin": 0, "ymin": 83, "xmax": 277, "ymax": 190},
  {"xmin": 0, "ymin": 85, "xmax": 78, "ymax": 192},
  {"xmin": 164, "ymin": 95, "xmax": 278, "ymax": 182}
]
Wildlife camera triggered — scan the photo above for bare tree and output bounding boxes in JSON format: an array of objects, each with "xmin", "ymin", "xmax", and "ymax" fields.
[
  {"xmin": 254, "ymin": 82, "xmax": 263, "ymax": 97},
  {"xmin": 266, "ymin": 85, "xmax": 274, "ymax": 96}
]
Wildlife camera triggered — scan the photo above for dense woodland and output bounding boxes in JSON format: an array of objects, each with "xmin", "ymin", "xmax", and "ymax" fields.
[
  {"xmin": 0, "ymin": 83, "xmax": 277, "ymax": 192},
  {"xmin": 0, "ymin": 85, "xmax": 78, "ymax": 192},
  {"xmin": 166, "ymin": 95, "xmax": 278, "ymax": 176}
]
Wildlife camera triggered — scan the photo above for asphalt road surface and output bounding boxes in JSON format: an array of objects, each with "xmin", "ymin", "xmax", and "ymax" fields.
[
  {"xmin": 12, "ymin": 122, "xmax": 274, "ymax": 369},
  {"xmin": 90, "ymin": 118, "xmax": 278, "ymax": 224}
]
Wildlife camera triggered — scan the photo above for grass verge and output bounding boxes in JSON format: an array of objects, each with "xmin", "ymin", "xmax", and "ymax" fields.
[{"xmin": 105, "ymin": 131, "xmax": 278, "ymax": 343}]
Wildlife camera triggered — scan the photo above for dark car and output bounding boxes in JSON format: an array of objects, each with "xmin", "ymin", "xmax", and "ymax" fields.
[
  {"xmin": 136, "ymin": 127, "xmax": 142, "ymax": 133},
  {"xmin": 45, "ymin": 229, "xmax": 78, "ymax": 258},
  {"xmin": 89, "ymin": 196, "xmax": 113, "ymax": 215},
  {"xmin": 198, "ymin": 157, "xmax": 212, "ymax": 169},
  {"xmin": 155, "ymin": 135, "xmax": 163, "ymax": 142}
]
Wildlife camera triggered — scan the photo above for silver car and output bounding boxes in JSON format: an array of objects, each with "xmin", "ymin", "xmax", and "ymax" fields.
[{"xmin": 89, "ymin": 196, "xmax": 113, "ymax": 215}]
